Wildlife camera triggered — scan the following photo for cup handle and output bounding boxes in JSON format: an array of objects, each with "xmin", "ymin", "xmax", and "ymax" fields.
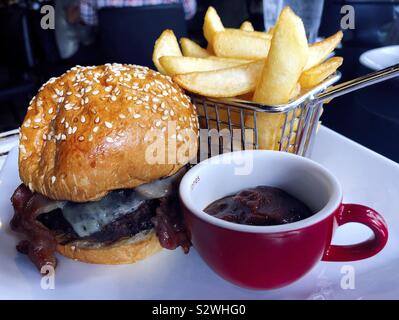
[{"xmin": 322, "ymin": 204, "xmax": 388, "ymax": 262}]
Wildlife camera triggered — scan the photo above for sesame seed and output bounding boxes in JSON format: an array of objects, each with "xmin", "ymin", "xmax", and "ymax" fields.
[
  {"xmin": 106, "ymin": 137, "xmax": 114, "ymax": 143},
  {"xmin": 170, "ymin": 110, "xmax": 175, "ymax": 116},
  {"xmin": 65, "ymin": 122, "xmax": 69, "ymax": 129},
  {"xmin": 34, "ymin": 118, "xmax": 41, "ymax": 123},
  {"xmin": 78, "ymin": 135, "xmax": 84, "ymax": 141},
  {"xmin": 105, "ymin": 86, "xmax": 112, "ymax": 92},
  {"xmin": 119, "ymin": 114, "xmax": 126, "ymax": 119},
  {"xmin": 95, "ymin": 117, "xmax": 100, "ymax": 123},
  {"xmin": 105, "ymin": 121, "xmax": 113, "ymax": 128},
  {"xmin": 92, "ymin": 90, "xmax": 99, "ymax": 95},
  {"xmin": 111, "ymin": 96, "xmax": 117, "ymax": 101},
  {"xmin": 42, "ymin": 134, "xmax": 47, "ymax": 140},
  {"xmin": 51, "ymin": 176, "xmax": 56, "ymax": 184},
  {"xmin": 68, "ymin": 127, "xmax": 73, "ymax": 135},
  {"xmin": 93, "ymin": 126, "xmax": 99, "ymax": 133},
  {"xmin": 72, "ymin": 126, "xmax": 77, "ymax": 134},
  {"xmin": 81, "ymin": 115, "xmax": 86, "ymax": 123},
  {"xmin": 66, "ymin": 91, "xmax": 72, "ymax": 96},
  {"xmin": 61, "ymin": 134, "xmax": 66, "ymax": 140},
  {"xmin": 133, "ymin": 114, "xmax": 141, "ymax": 119},
  {"xmin": 155, "ymin": 120, "xmax": 161, "ymax": 127},
  {"xmin": 84, "ymin": 97, "xmax": 89, "ymax": 104},
  {"xmin": 61, "ymin": 117, "xmax": 65, "ymax": 124}
]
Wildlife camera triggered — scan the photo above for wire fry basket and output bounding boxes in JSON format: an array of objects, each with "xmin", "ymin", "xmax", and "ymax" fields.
[{"xmin": 191, "ymin": 72, "xmax": 341, "ymax": 160}]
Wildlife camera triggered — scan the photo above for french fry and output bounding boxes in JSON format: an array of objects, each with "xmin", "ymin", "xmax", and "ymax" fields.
[
  {"xmin": 173, "ymin": 60, "xmax": 264, "ymax": 98},
  {"xmin": 253, "ymin": 7, "xmax": 308, "ymax": 105},
  {"xmin": 300, "ymin": 57, "xmax": 343, "ymax": 88},
  {"xmin": 305, "ymin": 31, "xmax": 343, "ymax": 70},
  {"xmin": 225, "ymin": 28, "xmax": 272, "ymax": 40},
  {"xmin": 213, "ymin": 31, "xmax": 271, "ymax": 60},
  {"xmin": 289, "ymin": 83, "xmax": 301, "ymax": 101},
  {"xmin": 208, "ymin": 56, "xmax": 253, "ymax": 64},
  {"xmin": 240, "ymin": 21, "xmax": 254, "ymax": 32},
  {"xmin": 203, "ymin": 6, "xmax": 224, "ymax": 52},
  {"xmin": 249, "ymin": 7, "xmax": 308, "ymax": 151},
  {"xmin": 207, "ymin": 43, "xmax": 215, "ymax": 55},
  {"xmin": 152, "ymin": 30, "xmax": 182, "ymax": 74},
  {"xmin": 180, "ymin": 38, "xmax": 210, "ymax": 58},
  {"xmin": 267, "ymin": 26, "xmax": 275, "ymax": 36},
  {"xmin": 159, "ymin": 56, "xmax": 247, "ymax": 76}
]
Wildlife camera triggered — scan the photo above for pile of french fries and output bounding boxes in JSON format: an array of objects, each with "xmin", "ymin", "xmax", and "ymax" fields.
[{"xmin": 152, "ymin": 6, "xmax": 343, "ymax": 151}]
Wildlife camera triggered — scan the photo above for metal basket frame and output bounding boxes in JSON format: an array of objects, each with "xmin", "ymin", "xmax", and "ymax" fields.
[{"xmin": 191, "ymin": 72, "xmax": 341, "ymax": 160}]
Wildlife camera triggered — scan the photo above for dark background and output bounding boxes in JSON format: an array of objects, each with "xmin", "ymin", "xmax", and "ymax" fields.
[{"xmin": 1, "ymin": 0, "xmax": 398, "ymax": 161}]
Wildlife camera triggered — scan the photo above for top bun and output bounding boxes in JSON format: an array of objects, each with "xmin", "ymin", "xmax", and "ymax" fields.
[{"xmin": 19, "ymin": 64, "xmax": 198, "ymax": 202}]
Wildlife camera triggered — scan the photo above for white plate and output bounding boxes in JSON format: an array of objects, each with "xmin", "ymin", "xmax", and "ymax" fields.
[
  {"xmin": 1, "ymin": 126, "xmax": 399, "ymax": 300},
  {"xmin": 360, "ymin": 45, "xmax": 399, "ymax": 71}
]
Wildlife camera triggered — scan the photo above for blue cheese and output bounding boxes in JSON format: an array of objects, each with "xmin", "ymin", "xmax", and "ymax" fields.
[
  {"xmin": 62, "ymin": 190, "xmax": 145, "ymax": 237},
  {"xmin": 61, "ymin": 166, "xmax": 187, "ymax": 237}
]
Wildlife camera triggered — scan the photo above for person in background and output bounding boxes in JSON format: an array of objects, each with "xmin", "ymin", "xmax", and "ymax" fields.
[
  {"xmin": 55, "ymin": 0, "xmax": 96, "ymax": 61},
  {"xmin": 80, "ymin": 0, "xmax": 196, "ymax": 26}
]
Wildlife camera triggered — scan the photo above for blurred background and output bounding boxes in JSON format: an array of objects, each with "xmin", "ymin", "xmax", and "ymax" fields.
[{"xmin": 1, "ymin": 0, "xmax": 399, "ymax": 160}]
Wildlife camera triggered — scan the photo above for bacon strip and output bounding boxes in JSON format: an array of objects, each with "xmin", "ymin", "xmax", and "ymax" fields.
[
  {"xmin": 10, "ymin": 184, "xmax": 58, "ymax": 271},
  {"xmin": 154, "ymin": 197, "xmax": 191, "ymax": 253}
]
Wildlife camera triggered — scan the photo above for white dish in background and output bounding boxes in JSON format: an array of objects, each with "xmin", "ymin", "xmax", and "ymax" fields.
[
  {"xmin": 360, "ymin": 45, "xmax": 399, "ymax": 71},
  {"xmin": 1, "ymin": 126, "xmax": 399, "ymax": 299}
]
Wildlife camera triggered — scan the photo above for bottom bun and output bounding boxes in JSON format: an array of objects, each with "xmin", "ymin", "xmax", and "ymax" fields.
[{"xmin": 57, "ymin": 230, "xmax": 162, "ymax": 265}]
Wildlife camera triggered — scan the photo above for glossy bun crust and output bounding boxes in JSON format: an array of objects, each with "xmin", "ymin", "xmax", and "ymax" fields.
[
  {"xmin": 19, "ymin": 64, "xmax": 198, "ymax": 202},
  {"xmin": 57, "ymin": 230, "xmax": 162, "ymax": 264}
]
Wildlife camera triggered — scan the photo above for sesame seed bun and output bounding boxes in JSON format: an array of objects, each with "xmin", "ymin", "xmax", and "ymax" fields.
[
  {"xmin": 19, "ymin": 64, "xmax": 199, "ymax": 202},
  {"xmin": 57, "ymin": 229, "xmax": 162, "ymax": 265}
]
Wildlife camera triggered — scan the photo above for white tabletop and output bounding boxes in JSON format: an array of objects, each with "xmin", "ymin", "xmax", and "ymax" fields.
[{"xmin": 1, "ymin": 126, "xmax": 398, "ymax": 299}]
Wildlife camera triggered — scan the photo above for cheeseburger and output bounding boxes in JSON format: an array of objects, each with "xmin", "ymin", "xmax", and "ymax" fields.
[{"xmin": 10, "ymin": 63, "xmax": 198, "ymax": 271}]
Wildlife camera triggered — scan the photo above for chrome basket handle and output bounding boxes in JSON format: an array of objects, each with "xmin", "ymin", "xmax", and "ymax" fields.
[{"xmin": 314, "ymin": 63, "xmax": 399, "ymax": 104}]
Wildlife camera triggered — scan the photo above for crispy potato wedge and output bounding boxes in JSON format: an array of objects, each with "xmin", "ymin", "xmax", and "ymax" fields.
[
  {"xmin": 300, "ymin": 56, "xmax": 343, "ymax": 88},
  {"xmin": 213, "ymin": 31, "xmax": 271, "ymax": 60},
  {"xmin": 203, "ymin": 6, "xmax": 224, "ymax": 52},
  {"xmin": 173, "ymin": 60, "xmax": 264, "ymax": 98},
  {"xmin": 240, "ymin": 21, "xmax": 255, "ymax": 32},
  {"xmin": 180, "ymin": 38, "xmax": 210, "ymax": 58},
  {"xmin": 253, "ymin": 7, "xmax": 309, "ymax": 105},
  {"xmin": 159, "ymin": 56, "xmax": 247, "ymax": 76},
  {"xmin": 152, "ymin": 30, "xmax": 182, "ymax": 74},
  {"xmin": 305, "ymin": 31, "xmax": 343, "ymax": 70}
]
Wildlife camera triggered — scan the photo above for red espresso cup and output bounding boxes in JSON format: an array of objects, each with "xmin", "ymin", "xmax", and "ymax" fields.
[{"xmin": 179, "ymin": 150, "xmax": 388, "ymax": 290}]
